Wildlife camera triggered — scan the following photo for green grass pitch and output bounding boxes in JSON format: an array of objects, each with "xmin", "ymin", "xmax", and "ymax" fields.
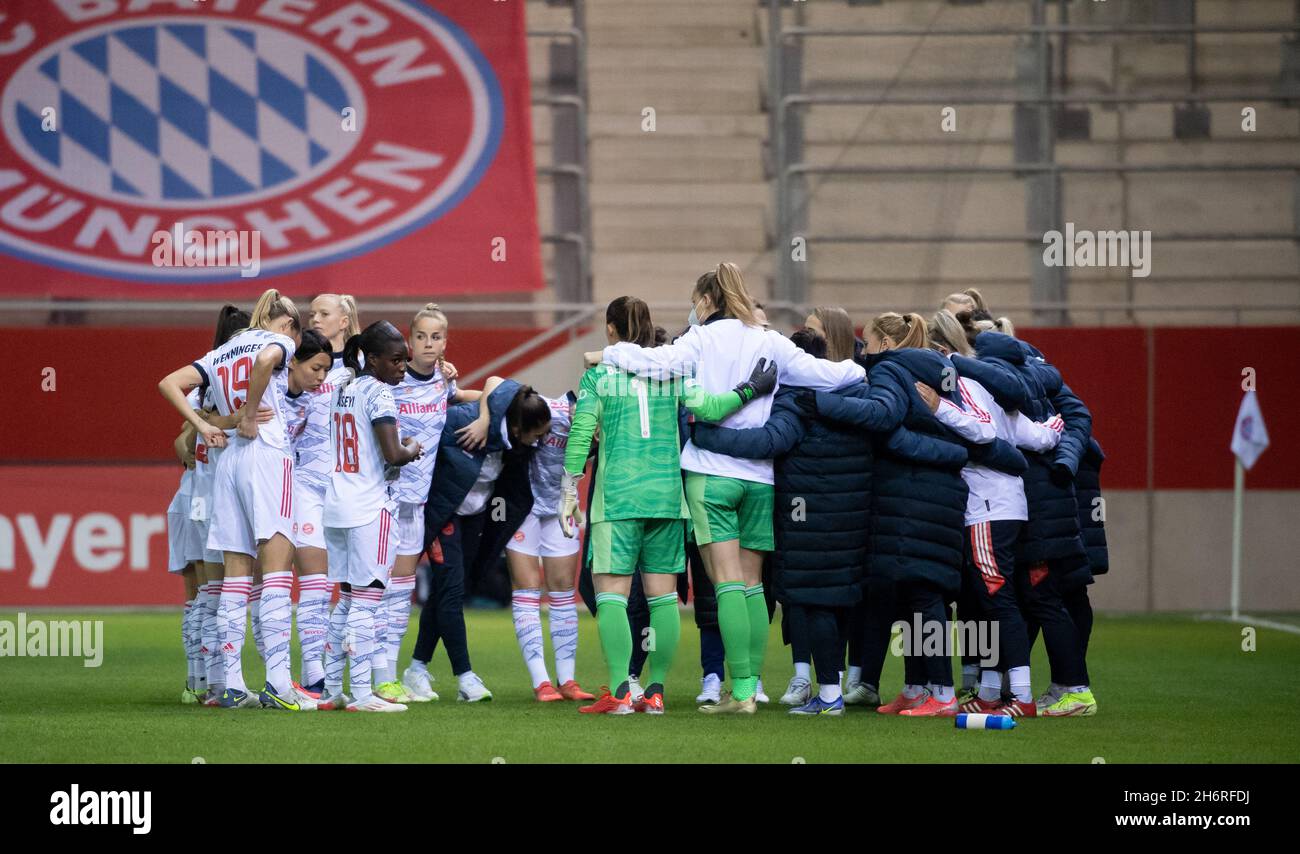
[{"xmin": 2, "ymin": 609, "xmax": 1298, "ymax": 763}]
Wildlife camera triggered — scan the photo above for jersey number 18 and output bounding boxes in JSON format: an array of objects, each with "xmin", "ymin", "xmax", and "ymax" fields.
[{"xmin": 334, "ymin": 413, "xmax": 360, "ymax": 473}]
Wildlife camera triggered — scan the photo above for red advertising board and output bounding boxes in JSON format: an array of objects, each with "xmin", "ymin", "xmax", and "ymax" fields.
[{"xmin": 0, "ymin": 0, "xmax": 542, "ymax": 297}]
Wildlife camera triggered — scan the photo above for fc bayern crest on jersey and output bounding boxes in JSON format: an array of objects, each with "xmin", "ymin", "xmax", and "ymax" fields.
[{"xmin": 0, "ymin": 1, "xmax": 503, "ymax": 283}]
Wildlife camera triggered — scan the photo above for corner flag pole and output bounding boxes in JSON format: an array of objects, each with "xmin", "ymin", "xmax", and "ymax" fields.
[{"xmin": 1230, "ymin": 458, "xmax": 1244, "ymax": 622}]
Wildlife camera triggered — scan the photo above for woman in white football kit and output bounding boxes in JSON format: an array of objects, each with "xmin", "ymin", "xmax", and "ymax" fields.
[
  {"xmin": 288, "ymin": 293, "xmax": 363, "ymax": 697},
  {"xmin": 376, "ymin": 303, "xmax": 477, "ymax": 703},
  {"xmin": 159, "ymin": 289, "xmax": 313, "ymax": 711},
  {"xmin": 504, "ymin": 392, "xmax": 596, "ymax": 703},
  {"xmin": 318, "ymin": 321, "xmax": 424, "ymax": 713}
]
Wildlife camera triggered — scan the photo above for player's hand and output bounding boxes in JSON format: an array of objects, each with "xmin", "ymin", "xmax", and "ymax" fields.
[
  {"xmin": 559, "ymin": 472, "xmax": 585, "ymax": 538},
  {"xmin": 440, "ymin": 360, "xmax": 459, "ymax": 381},
  {"xmin": 200, "ymin": 423, "xmax": 227, "ymax": 449},
  {"xmin": 403, "ymin": 436, "xmax": 424, "ymax": 461},
  {"xmin": 915, "ymin": 381, "xmax": 941, "ymax": 413},
  {"xmin": 456, "ymin": 417, "xmax": 489, "ymax": 451},
  {"xmin": 734, "ymin": 357, "xmax": 777, "ymax": 402},
  {"xmin": 237, "ymin": 411, "xmax": 259, "ymax": 440},
  {"xmin": 583, "ymin": 350, "xmax": 603, "ymax": 368}
]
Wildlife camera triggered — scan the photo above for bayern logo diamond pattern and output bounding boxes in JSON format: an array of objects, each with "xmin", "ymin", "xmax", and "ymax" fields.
[{"xmin": 11, "ymin": 21, "xmax": 357, "ymax": 203}]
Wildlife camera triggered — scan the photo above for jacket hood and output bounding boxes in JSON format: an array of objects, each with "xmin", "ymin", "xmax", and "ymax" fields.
[
  {"xmin": 878, "ymin": 348, "xmax": 960, "ymax": 405},
  {"xmin": 973, "ymin": 331, "xmax": 1026, "ymax": 364}
]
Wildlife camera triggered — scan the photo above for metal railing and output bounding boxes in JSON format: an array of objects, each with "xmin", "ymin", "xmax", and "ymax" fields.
[
  {"xmin": 528, "ymin": 0, "xmax": 592, "ymax": 303},
  {"xmin": 766, "ymin": 0, "xmax": 1300, "ymax": 326}
]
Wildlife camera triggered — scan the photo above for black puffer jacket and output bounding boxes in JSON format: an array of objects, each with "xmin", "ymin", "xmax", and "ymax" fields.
[
  {"xmin": 693, "ymin": 385, "xmax": 871, "ymax": 607},
  {"xmin": 1075, "ymin": 439, "xmax": 1109, "ymax": 575}
]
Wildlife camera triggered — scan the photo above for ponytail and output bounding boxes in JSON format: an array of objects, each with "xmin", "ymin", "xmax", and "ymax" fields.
[
  {"xmin": 507, "ymin": 385, "xmax": 552, "ymax": 441},
  {"xmin": 694, "ymin": 262, "xmax": 760, "ymax": 327},
  {"xmin": 870, "ymin": 312, "xmax": 930, "ymax": 350},
  {"xmin": 248, "ymin": 288, "xmax": 300, "ymax": 334},
  {"xmin": 338, "ymin": 294, "xmax": 360, "ymax": 337},
  {"xmin": 606, "ymin": 296, "xmax": 655, "ymax": 347},
  {"xmin": 963, "ymin": 288, "xmax": 988, "ymax": 313},
  {"xmin": 958, "ymin": 309, "xmax": 1015, "ymax": 343},
  {"xmin": 928, "ymin": 310, "xmax": 973, "ymax": 356},
  {"xmin": 213, "ymin": 304, "xmax": 251, "ymax": 349},
  {"xmin": 341, "ymin": 334, "xmax": 363, "ymax": 379}
]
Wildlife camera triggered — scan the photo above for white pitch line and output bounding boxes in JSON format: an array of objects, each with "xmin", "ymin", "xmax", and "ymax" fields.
[{"xmin": 1202, "ymin": 613, "xmax": 1300, "ymax": 636}]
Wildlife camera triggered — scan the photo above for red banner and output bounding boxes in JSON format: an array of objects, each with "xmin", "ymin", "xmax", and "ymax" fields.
[
  {"xmin": 0, "ymin": 1, "xmax": 541, "ymax": 296},
  {"xmin": 0, "ymin": 465, "xmax": 180, "ymax": 606}
]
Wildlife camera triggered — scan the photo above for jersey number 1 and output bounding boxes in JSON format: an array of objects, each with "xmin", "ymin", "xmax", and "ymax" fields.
[{"xmin": 334, "ymin": 412, "xmax": 360, "ymax": 473}]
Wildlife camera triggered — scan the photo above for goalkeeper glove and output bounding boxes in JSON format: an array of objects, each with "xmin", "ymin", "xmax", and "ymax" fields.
[{"xmin": 559, "ymin": 471, "xmax": 586, "ymax": 538}]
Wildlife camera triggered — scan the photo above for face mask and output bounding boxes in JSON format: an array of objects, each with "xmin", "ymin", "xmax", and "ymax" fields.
[{"xmin": 688, "ymin": 299, "xmax": 703, "ymax": 327}]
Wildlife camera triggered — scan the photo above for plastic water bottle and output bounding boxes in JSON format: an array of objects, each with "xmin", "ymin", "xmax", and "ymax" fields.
[{"xmin": 956, "ymin": 713, "xmax": 1016, "ymax": 730}]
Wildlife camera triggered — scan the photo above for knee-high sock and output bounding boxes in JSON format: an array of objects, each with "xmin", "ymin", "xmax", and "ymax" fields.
[
  {"xmin": 714, "ymin": 581, "xmax": 753, "ymax": 699},
  {"xmin": 202, "ymin": 581, "xmax": 224, "ymax": 690},
  {"xmin": 371, "ymin": 587, "xmax": 389, "ymax": 686},
  {"xmin": 296, "ymin": 575, "xmax": 330, "ymax": 687},
  {"xmin": 594, "ymin": 592, "xmax": 632, "ymax": 694},
  {"xmin": 218, "ymin": 578, "xmax": 251, "ymax": 694},
  {"xmin": 512, "ymin": 588, "xmax": 550, "ymax": 688},
  {"xmin": 646, "ymin": 592, "xmax": 680, "ymax": 689},
  {"xmin": 248, "ymin": 583, "xmax": 264, "ymax": 661},
  {"xmin": 382, "ymin": 575, "xmax": 416, "ymax": 683},
  {"xmin": 745, "ymin": 584, "xmax": 768, "ymax": 683},
  {"xmin": 548, "ymin": 588, "xmax": 579, "ymax": 686},
  {"xmin": 347, "ymin": 587, "xmax": 382, "ymax": 701},
  {"xmin": 182, "ymin": 597, "xmax": 196, "ymax": 690},
  {"xmin": 190, "ymin": 589, "xmax": 209, "ymax": 692},
  {"xmin": 324, "ymin": 591, "xmax": 351, "ymax": 696},
  {"xmin": 259, "ymin": 571, "xmax": 294, "ymax": 695}
]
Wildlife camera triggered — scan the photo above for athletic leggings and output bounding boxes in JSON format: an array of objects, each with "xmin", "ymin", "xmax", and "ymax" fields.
[
  {"xmin": 859, "ymin": 576, "xmax": 927, "ymax": 689},
  {"xmin": 412, "ymin": 510, "xmax": 486, "ymax": 675},
  {"xmin": 1020, "ymin": 559, "xmax": 1090, "ymax": 686},
  {"xmin": 787, "ymin": 604, "xmax": 846, "ymax": 685}
]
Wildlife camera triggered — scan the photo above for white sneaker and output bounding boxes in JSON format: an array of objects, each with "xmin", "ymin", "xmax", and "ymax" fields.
[
  {"xmin": 779, "ymin": 676, "xmax": 812, "ymax": 706},
  {"xmin": 317, "ymin": 691, "xmax": 351, "ymax": 711},
  {"xmin": 457, "ymin": 672, "xmax": 493, "ymax": 702},
  {"xmin": 627, "ymin": 676, "xmax": 645, "ymax": 703},
  {"xmin": 291, "ymin": 683, "xmax": 319, "ymax": 711},
  {"xmin": 843, "ymin": 681, "xmax": 880, "ymax": 706},
  {"xmin": 347, "ymin": 694, "xmax": 407, "ymax": 713},
  {"xmin": 696, "ymin": 673, "xmax": 722, "ymax": 705},
  {"xmin": 754, "ymin": 678, "xmax": 770, "ymax": 704},
  {"xmin": 402, "ymin": 666, "xmax": 438, "ymax": 702}
]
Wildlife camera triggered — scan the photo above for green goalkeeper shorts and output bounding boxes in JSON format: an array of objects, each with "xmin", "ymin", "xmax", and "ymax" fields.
[
  {"xmin": 684, "ymin": 472, "xmax": 775, "ymax": 551},
  {"xmin": 590, "ymin": 518, "xmax": 686, "ymax": 575}
]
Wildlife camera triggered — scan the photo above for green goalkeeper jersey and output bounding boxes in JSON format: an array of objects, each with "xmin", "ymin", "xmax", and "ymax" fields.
[{"xmin": 565, "ymin": 365, "xmax": 747, "ymax": 523}]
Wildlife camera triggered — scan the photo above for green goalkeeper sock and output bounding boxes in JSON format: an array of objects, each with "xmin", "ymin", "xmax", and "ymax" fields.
[
  {"xmin": 595, "ymin": 592, "xmax": 632, "ymax": 694},
  {"xmin": 715, "ymin": 581, "xmax": 754, "ymax": 700},
  {"xmin": 745, "ymin": 584, "xmax": 769, "ymax": 687},
  {"xmin": 646, "ymin": 592, "xmax": 681, "ymax": 689}
]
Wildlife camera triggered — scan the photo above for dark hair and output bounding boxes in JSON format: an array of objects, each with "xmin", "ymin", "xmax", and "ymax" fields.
[
  {"xmin": 342, "ymin": 320, "xmax": 406, "ymax": 376},
  {"xmin": 295, "ymin": 328, "xmax": 330, "ymax": 364},
  {"xmin": 606, "ymin": 296, "xmax": 655, "ymax": 347},
  {"xmin": 789, "ymin": 328, "xmax": 828, "ymax": 359},
  {"xmin": 652, "ymin": 326, "xmax": 668, "ymax": 347},
  {"xmin": 506, "ymin": 385, "xmax": 552, "ymax": 441},
  {"xmin": 213, "ymin": 304, "xmax": 251, "ymax": 348}
]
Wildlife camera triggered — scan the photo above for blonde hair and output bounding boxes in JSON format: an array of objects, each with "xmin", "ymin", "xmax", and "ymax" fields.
[
  {"xmin": 955, "ymin": 310, "xmax": 1016, "ymax": 346},
  {"xmin": 315, "ymin": 293, "xmax": 360, "ymax": 338},
  {"xmin": 249, "ymin": 289, "xmax": 300, "ymax": 333},
  {"xmin": 411, "ymin": 302, "xmax": 448, "ymax": 333},
  {"xmin": 870, "ymin": 312, "xmax": 928, "ymax": 350},
  {"xmin": 943, "ymin": 288, "xmax": 988, "ymax": 313},
  {"xmin": 694, "ymin": 262, "xmax": 760, "ymax": 327},
  {"xmin": 813, "ymin": 305, "xmax": 856, "ymax": 362},
  {"xmin": 928, "ymin": 310, "xmax": 973, "ymax": 356}
]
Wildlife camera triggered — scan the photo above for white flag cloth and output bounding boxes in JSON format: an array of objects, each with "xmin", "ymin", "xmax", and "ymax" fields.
[{"xmin": 1230, "ymin": 390, "xmax": 1270, "ymax": 470}]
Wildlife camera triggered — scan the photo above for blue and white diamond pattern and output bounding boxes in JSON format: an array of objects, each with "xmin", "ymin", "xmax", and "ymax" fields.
[{"xmin": 8, "ymin": 20, "xmax": 361, "ymax": 206}]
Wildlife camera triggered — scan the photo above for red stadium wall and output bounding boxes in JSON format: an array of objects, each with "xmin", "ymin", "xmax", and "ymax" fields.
[{"xmin": 1, "ymin": 325, "xmax": 1296, "ymax": 606}]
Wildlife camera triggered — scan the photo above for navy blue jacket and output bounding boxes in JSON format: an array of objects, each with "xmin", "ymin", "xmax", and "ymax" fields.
[
  {"xmin": 693, "ymin": 385, "xmax": 871, "ymax": 608},
  {"xmin": 965, "ymin": 333, "xmax": 1091, "ymax": 569},
  {"xmin": 1075, "ymin": 439, "xmax": 1109, "ymax": 576},
  {"xmin": 422, "ymin": 380, "xmax": 535, "ymax": 564},
  {"xmin": 814, "ymin": 349, "xmax": 968, "ymax": 596}
]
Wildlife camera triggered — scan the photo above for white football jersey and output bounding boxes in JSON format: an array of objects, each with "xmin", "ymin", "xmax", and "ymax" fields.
[
  {"xmin": 191, "ymin": 328, "xmax": 297, "ymax": 452},
  {"xmin": 284, "ymin": 389, "xmax": 310, "ymax": 449},
  {"xmin": 324, "ymin": 375, "xmax": 400, "ymax": 529},
  {"xmin": 393, "ymin": 363, "xmax": 457, "ymax": 505},
  {"xmin": 189, "ymin": 386, "xmax": 223, "ymax": 519},
  {"xmin": 294, "ymin": 354, "xmax": 353, "ymax": 490}
]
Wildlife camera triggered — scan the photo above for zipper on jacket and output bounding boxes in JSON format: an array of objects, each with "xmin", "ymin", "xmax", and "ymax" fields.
[{"xmin": 634, "ymin": 379, "xmax": 650, "ymax": 438}]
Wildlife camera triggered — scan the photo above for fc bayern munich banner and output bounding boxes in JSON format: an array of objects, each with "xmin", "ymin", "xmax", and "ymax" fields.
[{"xmin": 0, "ymin": 0, "xmax": 543, "ymax": 296}]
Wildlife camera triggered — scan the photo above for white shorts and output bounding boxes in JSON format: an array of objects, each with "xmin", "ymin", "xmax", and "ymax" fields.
[
  {"xmin": 188, "ymin": 498, "xmax": 223, "ymax": 565},
  {"xmin": 167, "ymin": 511, "xmax": 200, "ymax": 573},
  {"xmin": 506, "ymin": 512, "xmax": 581, "ymax": 558},
  {"xmin": 397, "ymin": 501, "xmax": 426, "ymax": 556},
  {"xmin": 207, "ymin": 441, "xmax": 295, "ymax": 558},
  {"xmin": 294, "ymin": 477, "xmax": 328, "ymax": 550},
  {"xmin": 325, "ymin": 506, "xmax": 398, "ymax": 588}
]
